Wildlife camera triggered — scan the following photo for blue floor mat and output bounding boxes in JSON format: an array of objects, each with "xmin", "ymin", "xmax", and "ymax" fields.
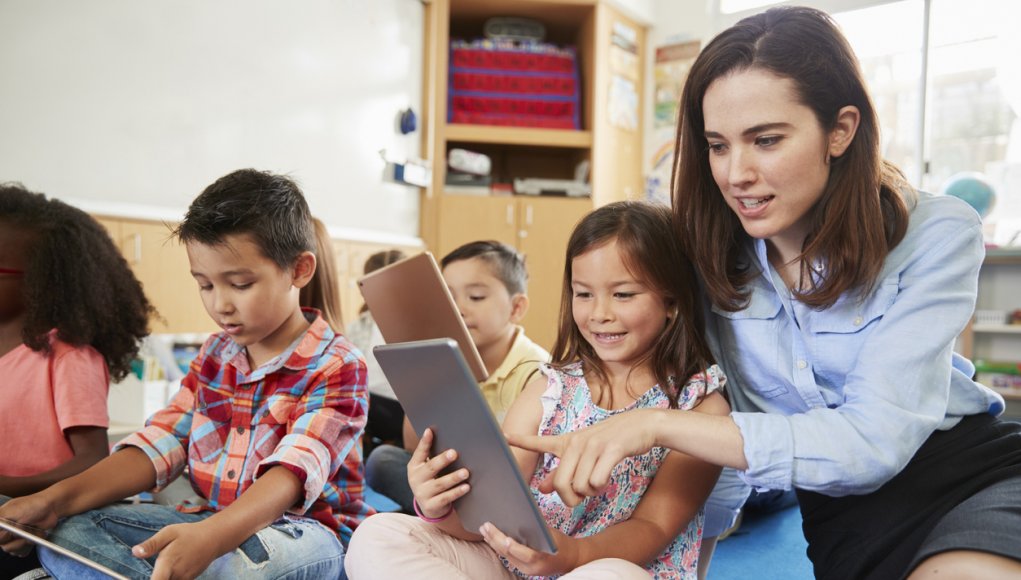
[
  {"xmin": 364, "ymin": 485, "xmax": 401, "ymax": 513},
  {"xmin": 708, "ymin": 505, "xmax": 813, "ymax": 579}
]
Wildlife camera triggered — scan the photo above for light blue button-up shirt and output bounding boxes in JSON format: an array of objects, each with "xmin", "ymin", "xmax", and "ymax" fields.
[{"xmin": 705, "ymin": 192, "xmax": 1004, "ymax": 496}]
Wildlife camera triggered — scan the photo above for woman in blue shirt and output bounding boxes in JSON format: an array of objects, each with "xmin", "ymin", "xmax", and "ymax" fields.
[{"xmin": 509, "ymin": 6, "xmax": 1021, "ymax": 579}]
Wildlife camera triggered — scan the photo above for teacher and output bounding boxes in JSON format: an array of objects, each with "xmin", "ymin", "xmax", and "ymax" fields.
[{"xmin": 510, "ymin": 6, "xmax": 1021, "ymax": 579}]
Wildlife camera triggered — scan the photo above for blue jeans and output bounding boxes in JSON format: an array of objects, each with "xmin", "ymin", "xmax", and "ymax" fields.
[
  {"xmin": 364, "ymin": 444, "xmax": 414, "ymax": 514},
  {"xmin": 37, "ymin": 503, "xmax": 344, "ymax": 579}
]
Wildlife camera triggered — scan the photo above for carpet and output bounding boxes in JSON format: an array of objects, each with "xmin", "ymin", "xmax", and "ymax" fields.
[{"xmin": 708, "ymin": 505, "xmax": 813, "ymax": 579}]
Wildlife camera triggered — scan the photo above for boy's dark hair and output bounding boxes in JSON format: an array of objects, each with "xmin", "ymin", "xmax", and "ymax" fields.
[
  {"xmin": 175, "ymin": 169, "xmax": 315, "ymax": 268},
  {"xmin": 0, "ymin": 182, "xmax": 154, "ymax": 381},
  {"xmin": 551, "ymin": 201, "xmax": 713, "ymax": 409},
  {"xmin": 441, "ymin": 240, "xmax": 527, "ymax": 296}
]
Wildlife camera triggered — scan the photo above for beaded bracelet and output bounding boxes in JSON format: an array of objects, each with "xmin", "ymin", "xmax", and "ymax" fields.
[{"xmin": 413, "ymin": 498, "xmax": 453, "ymax": 523}]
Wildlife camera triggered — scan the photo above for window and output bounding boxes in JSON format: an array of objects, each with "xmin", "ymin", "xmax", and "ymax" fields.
[{"xmin": 713, "ymin": 0, "xmax": 1021, "ymax": 244}]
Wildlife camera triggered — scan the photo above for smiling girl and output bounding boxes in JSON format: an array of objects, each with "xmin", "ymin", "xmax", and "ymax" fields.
[{"xmin": 346, "ymin": 201, "xmax": 729, "ymax": 579}]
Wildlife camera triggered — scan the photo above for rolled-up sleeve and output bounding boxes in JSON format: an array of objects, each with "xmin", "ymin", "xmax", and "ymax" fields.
[
  {"xmin": 113, "ymin": 379, "xmax": 197, "ymax": 490},
  {"xmin": 724, "ymin": 197, "xmax": 994, "ymax": 495},
  {"xmin": 255, "ymin": 356, "xmax": 367, "ymax": 512}
]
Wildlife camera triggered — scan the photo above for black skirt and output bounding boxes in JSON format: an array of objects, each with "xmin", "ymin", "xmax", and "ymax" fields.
[{"xmin": 796, "ymin": 414, "xmax": 1021, "ymax": 580}]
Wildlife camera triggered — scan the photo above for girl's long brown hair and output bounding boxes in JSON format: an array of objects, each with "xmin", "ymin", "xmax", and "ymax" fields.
[
  {"xmin": 672, "ymin": 6, "xmax": 914, "ymax": 311},
  {"xmin": 549, "ymin": 201, "xmax": 714, "ymax": 408},
  {"xmin": 301, "ymin": 217, "xmax": 343, "ymax": 329}
]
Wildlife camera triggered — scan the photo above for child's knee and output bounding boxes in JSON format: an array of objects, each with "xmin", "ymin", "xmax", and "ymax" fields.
[{"xmin": 346, "ymin": 513, "xmax": 421, "ymax": 570}]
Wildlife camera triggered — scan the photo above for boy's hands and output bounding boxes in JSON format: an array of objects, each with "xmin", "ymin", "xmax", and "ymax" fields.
[
  {"xmin": 407, "ymin": 428, "xmax": 471, "ymax": 519},
  {"xmin": 0, "ymin": 494, "xmax": 60, "ymax": 557},
  {"xmin": 133, "ymin": 519, "xmax": 223, "ymax": 580},
  {"xmin": 479, "ymin": 521, "xmax": 578, "ymax": 576}
]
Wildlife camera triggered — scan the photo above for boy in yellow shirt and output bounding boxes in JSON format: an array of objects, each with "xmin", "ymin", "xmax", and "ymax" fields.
[{"xmin": 367, "ymin": 241, "xmax": 549, "ymax": 512}]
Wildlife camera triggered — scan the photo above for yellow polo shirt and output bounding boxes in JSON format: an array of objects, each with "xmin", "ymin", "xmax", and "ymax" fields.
[{"xmin": 481, "ymin": 326, "xmax": 550, "ymax": 422}]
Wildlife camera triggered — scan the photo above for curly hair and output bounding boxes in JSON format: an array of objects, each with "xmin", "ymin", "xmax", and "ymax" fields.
[{"xmin": 0, "ymin": 183, "xmax": 154, "ymax": 381}]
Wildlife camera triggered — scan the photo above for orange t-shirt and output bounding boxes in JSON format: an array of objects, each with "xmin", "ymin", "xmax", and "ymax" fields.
[{"xmin": 0, "ymin": 335, "xmax": 110, "ymax": 477}]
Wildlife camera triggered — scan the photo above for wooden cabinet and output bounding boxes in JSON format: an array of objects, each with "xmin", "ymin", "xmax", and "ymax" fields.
[
  {"xmin": 419, "ymin": 0, "xmax": 645, "ymax": 349},
  {"xmin": 96, "ymin": 214, "xmax": 424, "ymax": 336},
  {"xmin": 95, "ymin": 216, "xmax": 217, "ymax": 334},
  {"xmin": 959, "ymin": 248, "xmax": 1021, "ymax": 418},
  {"xmin": 436, "ymin": 195, "xmax": 590, "ymax": 349}
]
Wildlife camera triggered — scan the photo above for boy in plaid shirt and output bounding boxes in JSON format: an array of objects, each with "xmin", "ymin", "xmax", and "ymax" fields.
[{"xmin": 0, "ymin": 169, "xmax": 371, "ymax": 579}]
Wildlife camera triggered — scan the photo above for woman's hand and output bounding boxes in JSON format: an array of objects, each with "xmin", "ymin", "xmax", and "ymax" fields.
[
  {"xmin": 407, "ymin": 427, "xmax": 471, "ymax": 520},
  {"xmin": 0, "ymin": 494, "xmax": 60, "ymax": 557},
  {"xmin": 133, "ymin": 519, "xmax": 223, "ymax": 580},
  {"xmin": 507, "ymin": 408, "xmax": 661, "ymax": 506},
  {"xmin": 479, "ymin": 521, "xmax": 578, "ymax": 576}
]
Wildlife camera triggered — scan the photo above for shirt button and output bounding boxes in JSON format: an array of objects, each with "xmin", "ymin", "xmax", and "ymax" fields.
[
  {"xmin": 227, "ymin": 469, "xmax": 236, "ymax": 479},
  {"xmin": 797, "ymin": 360, "xmax": 808, "ymax": 370},
  {"xmin": 853, "ymin": 316, "xmax": 864, "ymax": 326},
  {"xmin": 237, "ymin": 426, "xmax": 245, "ymax": 435}
]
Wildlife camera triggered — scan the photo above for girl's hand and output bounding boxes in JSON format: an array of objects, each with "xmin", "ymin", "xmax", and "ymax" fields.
[
  {"xmin": 506, "ymin": 408, "xmax": 660, "ymax": 506},
  {"xmin": 0, "ymin": 494, "xmax": 60, "ymax": 557},
  {"xmin": 407, "ymin": 427, "xmax": 471, "ymax": 520},
  {"xmin": 479, "ymin": 521, "xmax": 578, "ymax": 576},
  {"xmin": 133, "ymin": 520, "xmax": 222, "ymax": 580}
]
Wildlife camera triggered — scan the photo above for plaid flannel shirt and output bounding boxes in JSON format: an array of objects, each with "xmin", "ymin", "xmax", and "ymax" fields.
[{"xmin": 115, "ymin": 310, "xmax": 373, "ymax": 544}]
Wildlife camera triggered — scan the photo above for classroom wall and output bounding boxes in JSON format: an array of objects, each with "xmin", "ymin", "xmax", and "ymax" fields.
[{"xmin": 0, "ymin": 0, "xmax": 424, "ymax": 241}]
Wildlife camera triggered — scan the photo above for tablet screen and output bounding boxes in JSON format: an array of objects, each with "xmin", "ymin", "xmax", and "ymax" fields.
[{"xmin": 374, "ymin": 339, "xmax": 556, "ymax": 554}]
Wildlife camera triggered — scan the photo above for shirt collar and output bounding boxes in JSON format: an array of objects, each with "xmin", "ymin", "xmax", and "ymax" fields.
[
  {"xmin": 482, "ymin": 326, "xmax": 532, "ymax": 386},
  {"xmin": 221, "ymin": 308, "xmax": 332, "ymax": 376}
]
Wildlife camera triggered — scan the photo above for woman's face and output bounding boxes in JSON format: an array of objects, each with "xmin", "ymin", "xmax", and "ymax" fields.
[{"xmin": 702, "ymin": 68, "xmax": 850, "ymax": 263}]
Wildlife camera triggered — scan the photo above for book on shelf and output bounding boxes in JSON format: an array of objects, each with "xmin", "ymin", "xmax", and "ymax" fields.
[{"xmin": 445, "ymin": 170, "xmax": 492, "ymax": 195}]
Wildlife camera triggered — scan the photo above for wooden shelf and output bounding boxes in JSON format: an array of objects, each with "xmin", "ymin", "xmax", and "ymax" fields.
[
  {"xmin": 984, "ymin": 247, "xmax": 1021, "ymax": 265},
  {"xmin": 972, "ymin": 324, "xmax": 1021, "ymax": 334},
  {"xmin": 445, "ymin": 124, "xmax": 593, "ymax": 148}
]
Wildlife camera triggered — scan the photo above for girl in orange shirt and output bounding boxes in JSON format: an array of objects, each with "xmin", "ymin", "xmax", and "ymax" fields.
[{"xmin": 0, "ymin": 182, "xmax": 153, "ymax": 575}]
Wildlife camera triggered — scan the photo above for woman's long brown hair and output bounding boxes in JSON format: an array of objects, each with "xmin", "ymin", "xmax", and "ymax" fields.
[{"xmin": 672, "ymin": 6, "xmax": 914, "ymax": 311}]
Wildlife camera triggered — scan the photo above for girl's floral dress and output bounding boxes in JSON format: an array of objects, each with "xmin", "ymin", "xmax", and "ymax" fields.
[{"xmin": 514, "ymin": 361, "xmax": 725, "ymax": 579}]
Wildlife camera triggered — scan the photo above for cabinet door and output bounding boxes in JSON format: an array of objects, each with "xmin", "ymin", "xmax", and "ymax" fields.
[
  {"xmin": 93, "ymin": 217, "xmax": 121, "ymax": 243},
  {"xmin": 436, "ymin": 195, "xmax": 517, "ymax": 259},
  {"xmin": 517, "ymin": 197, "xmax": 592, "ymax": 351},
  {"xmin": 118, "ymin": 220, "xmax": 217, "ymax": 335}
]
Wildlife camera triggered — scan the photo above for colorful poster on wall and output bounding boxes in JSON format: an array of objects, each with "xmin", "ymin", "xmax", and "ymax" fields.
[
  {"xmin": 646, "ymin": 40, "xmax": 701, "ymax": 204},
  {"xmin": 608, "ymin": 74, "xmax": 639, "ymax": 130},
  {"xmin": 653, "ymin": 40, "xmax": 700, "ymax": 129},
  {"xmin": 609, "ymin": 21, "xmax": 640, "ymax": 80}
]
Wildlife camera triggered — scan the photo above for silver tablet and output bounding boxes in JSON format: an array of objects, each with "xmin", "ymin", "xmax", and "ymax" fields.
[
  {"xmin": 374, "ymin": 339, "xmax": 556, "ymax": 554},
  {"xmin": 0, "ymin": 519, "xmax": 130, "ymax": 579},
  {"xmin": 358, "ymin": 252, "xmax": 488, "ymax": 382}
]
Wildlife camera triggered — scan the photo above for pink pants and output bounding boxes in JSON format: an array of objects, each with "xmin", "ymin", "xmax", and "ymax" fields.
[{"xmin": 345, "ymin": 513, "xmax": 651, "ymax": 579}]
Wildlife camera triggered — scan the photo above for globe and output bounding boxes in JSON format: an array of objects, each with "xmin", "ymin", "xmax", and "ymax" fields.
[{"xmin": 941, "ymin": 171, "xmax": 997, "ymax": 219}]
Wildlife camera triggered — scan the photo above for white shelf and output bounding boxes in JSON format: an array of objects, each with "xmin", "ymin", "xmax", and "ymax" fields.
[{"xmin": 972, "ymin": 324, "xmax": 1021, "ymax": 334}]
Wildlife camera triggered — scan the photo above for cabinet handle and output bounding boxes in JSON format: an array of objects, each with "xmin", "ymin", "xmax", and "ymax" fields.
[
  {"xmin": 506, "ymin": 204, "xmax": 514, "ymax": 226},
  {"xmin": 131, "ymin": 233, "xmax": 142, "ymax": 264},
  {"xmin": 525, "ymin": 205, "xmax": 533, "ymax": 226}
]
